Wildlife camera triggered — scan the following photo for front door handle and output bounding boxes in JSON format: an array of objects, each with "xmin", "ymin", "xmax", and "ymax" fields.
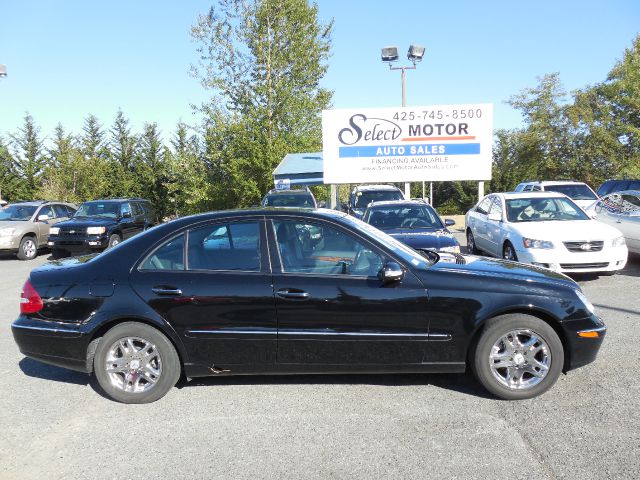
[
  {"xmin": 152, "ymin": 286, "xmax": 183, "ymax": 296},
  {"xmin": 276, "ymin": 289, "xmax": 310, "ymax": 300}
]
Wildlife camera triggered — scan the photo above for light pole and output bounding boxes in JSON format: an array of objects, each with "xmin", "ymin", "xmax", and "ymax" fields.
[
  {"xmin": 381, "ymin": 45, "xmax": 425, "ymax": 199},
  {"xmin": 0, "ymin": 64, "xmax": 7, "ymax": 78}
]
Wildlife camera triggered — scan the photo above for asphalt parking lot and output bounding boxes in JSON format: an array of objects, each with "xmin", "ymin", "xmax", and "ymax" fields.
[{"xmin": 1, "ymin": 242, "xmax": 639, "ymax": 480}]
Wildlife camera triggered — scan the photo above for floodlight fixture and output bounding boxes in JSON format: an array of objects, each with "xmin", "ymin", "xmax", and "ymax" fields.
[
  {"xmin": 407, "ymin": 45, "xmax": 425, "ymax": 63},
  {"xmin": 0, "ymin": 64, "xmax": 6, "ymax": 78},
  {"xmin": 381, "ymin": 46, "xmax": 399, "ymax": 63}
]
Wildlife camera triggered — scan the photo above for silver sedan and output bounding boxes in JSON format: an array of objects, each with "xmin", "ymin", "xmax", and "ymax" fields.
[{"xmin": 594, "ymin": 190, "xmax": 640, "ymax": 254}]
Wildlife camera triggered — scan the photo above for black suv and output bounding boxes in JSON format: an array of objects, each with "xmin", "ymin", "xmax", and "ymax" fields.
[
  {"xmin": 261, "ymin": 189, "xmax": 317, "ymax": 208},
  {"xmin": 48, "ymin": 198, "xmax": 155, "ymax": 257}
]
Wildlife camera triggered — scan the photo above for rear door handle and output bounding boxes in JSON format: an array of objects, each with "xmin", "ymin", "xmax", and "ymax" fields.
[
  {"xmin": 152, "ymin": 286, "xmax": 183, "ymax": 296},
  {"xmin": 276, "ymin": 289, "xmax": 310, "ymax": 300}
]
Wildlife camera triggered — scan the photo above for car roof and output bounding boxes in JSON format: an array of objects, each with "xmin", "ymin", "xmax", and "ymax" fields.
[
  {"xmin": 518, "ymin": 180, "xmax": 589, "ymax": 186},
  {"xmin": 495, "ymin": 191, "xmax": 571, "ymax": 200},
  {"xmin": 352, "ymin": 184, "xmax": 401, "ymax": 192},
  {"xmin": 366, "ymin": 200, "xmax": 431, "ymax": 208}
]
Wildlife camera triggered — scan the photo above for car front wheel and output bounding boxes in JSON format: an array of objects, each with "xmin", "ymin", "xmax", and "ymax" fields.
[
  {"xmin": 466, "ymin": 229, "xmax": 479, "ymax": 254},
  {"xmin": 107, "ymin": 233, "xmax": 121, "ymax": 249},
  {"xmin": 93, "ymin": 322, "xmax": 181, "ymax": 404},
  {"xmin": 503, "ymin": 241, "xmax": 518, "ymax": 261},
  {"xmin": 472, "ymin": 314, "xmax": 564, "ymax": 400},
  {"xmin": 17, "ymin": 236, "xmax": 38, "ymax": 260}
]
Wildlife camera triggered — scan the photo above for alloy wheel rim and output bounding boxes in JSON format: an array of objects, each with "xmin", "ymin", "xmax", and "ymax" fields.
[
  {"xmin": 504, "ymin": 245, "xmax": 516, "ymax": 260},
  {"xmin": 111, "ymin": 238, "xmax": 119, "ymax": 246},
  {"xmin": 23, "ymin": 239, "xmax": 36, "ymax": 258},
  {"xmin": 105, "ymin": 336, "xmax": 162, "ymax": 393},
  {"xmin": 489, "ymin": 329, "xmax": 550, "ymax": 390}
]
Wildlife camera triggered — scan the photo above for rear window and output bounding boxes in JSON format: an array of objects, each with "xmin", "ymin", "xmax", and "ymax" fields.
[
  {"xmin": 263, "ymin": 194, "xmax": 315, "ymax": 208},
  {"xmin": 544, "ymin": 184, "xmax": 597, "ymax": 200}
]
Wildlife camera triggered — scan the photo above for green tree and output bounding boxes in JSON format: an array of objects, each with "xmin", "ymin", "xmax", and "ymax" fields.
[
  {"xmin": 165, "ymin": 122, "xmax": 209, "ymax": 217},
  {"xmin": 136, "ymin": 123, "xmax": 168, "ymax": 220},
  {"xmin": 108, "ymin": 110, "xmax": 139, "ymax": 197},
  {"xmin": 0, "ymin": 137, "xmax": 20, "ymax": 201},
  {"xmin": 569, "ymin": 34, "xmax": 640, "ymax": 181},
  {"xmin": 78, "ymin": 115, "xmax": 111, "ymax": 199},
  {"xmin": 10, "ymin": 113, "xmax": 47, "ymax": 200},
  {"xmin": 191, "ymin": 0, "xmax": 333, "ymax": 207}
]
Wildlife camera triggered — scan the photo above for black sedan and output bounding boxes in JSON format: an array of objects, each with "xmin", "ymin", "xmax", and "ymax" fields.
[
  {"xmin": 12, "ymin": 209, "xmax": 606, "ymax": 403},
  {"xmin": 362, "ymin": 200, "xmax": 461, "ymax": 253}
]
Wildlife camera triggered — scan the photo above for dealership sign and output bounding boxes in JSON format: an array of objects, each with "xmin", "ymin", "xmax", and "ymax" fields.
[{"xmin": 322, "ymin": 104, "xmax": 493, "ymax": 183}]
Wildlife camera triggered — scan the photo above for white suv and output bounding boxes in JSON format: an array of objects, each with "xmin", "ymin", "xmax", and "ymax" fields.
[{"xmin": 514, "ymin": 181, "xmax": 599, "ymax": 211}]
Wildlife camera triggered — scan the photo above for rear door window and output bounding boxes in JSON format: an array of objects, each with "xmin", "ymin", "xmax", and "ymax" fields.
[
  {"xmin": 188, "ymin": 221, "xmax": 261, "ymax": 271},
  {"xmin": 140, "ymin": 234, "xmax": 185, "ymax": 270}
]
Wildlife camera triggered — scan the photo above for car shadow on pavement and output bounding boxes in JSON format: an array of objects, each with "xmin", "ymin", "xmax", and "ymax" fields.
[
  {"xmin": 18, "ymin": 358, "xmax": 89, "ymax": 386},
  {"xmin": 179, "ymin": 372, "xmax": 495, "ymax": 400}
]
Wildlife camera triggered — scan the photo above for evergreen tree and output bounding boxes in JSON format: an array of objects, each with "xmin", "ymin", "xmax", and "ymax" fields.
[
  {"xmin": 10, "ymin": 113, "xmax": 47, "ymax": 200},
  {"xmin": 0, "ymin": 137, "xmax": 20, "ymax": 201},
  {"xmin": 108, "ymin": 110, "xmax": 139, "ymax": 197}
]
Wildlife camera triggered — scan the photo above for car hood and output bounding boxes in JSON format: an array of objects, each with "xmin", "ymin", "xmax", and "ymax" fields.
[
  {"xmin": 512, "ymin": 219, "xmax": 622, "ymax": 241},
  {"xmin": 386, "ymin": 228, "xmax": 459, "ymax": 250},
  {"xmin": 429, "ymin": 254, "xmax": 577, "ymax": 289},
  {"xmin": 56, "ymin": 217, "xmax": 117, "ymax": 229}
]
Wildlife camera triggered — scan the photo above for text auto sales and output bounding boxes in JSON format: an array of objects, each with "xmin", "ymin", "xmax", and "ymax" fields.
[{"xmin": 337, "ymin": 114, "xmax": 473, "ymax": 157}]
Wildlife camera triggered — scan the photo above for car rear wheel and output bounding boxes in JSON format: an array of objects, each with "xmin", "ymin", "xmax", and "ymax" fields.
[
  {"xmin": 503, "ymin": 241, "xmax": 518, "ymax": 261},
  {"xmin": 93, "ymin": 322, "xmax": 181, "ymax": 404},
  {"xmin": 472, "ymin": 314, "xmax": 563, "ymax": 400},
  {"xmin": 466, "ymin": 229, "xmax": 479, "ymax": 254},
  {"xmin": 17, "ymin": 236, "xmax": 38, "ymax": 260},
  {"xmin": 107, "ymin": 233, "xmax": 121, "ymax": 249}
]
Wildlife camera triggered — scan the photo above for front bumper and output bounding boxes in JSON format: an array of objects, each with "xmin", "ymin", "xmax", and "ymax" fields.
[
  {"xmin": 560, "ymin": 314, "xmax": 607, "ymax": 371},
  {"xmin": 48, "ymin": 234, "xmax": 109, "ymax": 253},
  {"xmin": 0, "ymin": 235, "xmax": 20, "ymax": 251},
  {"xmin": 12, "ymin": 316, "xmax": 91, "ymax": 372},
  {"xmin": 516, "ymin": 245, "xmax": 628, "ymax": 273}
]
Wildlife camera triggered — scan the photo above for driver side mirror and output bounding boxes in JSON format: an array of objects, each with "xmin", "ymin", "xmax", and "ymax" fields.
[
  {"xmin": 444, "ymin": 218, "xmax": 455, "ymax": 226},
  {"xmin": 378, "ymin": 261, "xmax": 404, "ymax": 285},
  {"xmin": 122, "ymin": 211, "xmax": 132, "ymax": 218},
  {"xmin": 37, "ymin": 214, "xmax": 50, "ymax": 222}
]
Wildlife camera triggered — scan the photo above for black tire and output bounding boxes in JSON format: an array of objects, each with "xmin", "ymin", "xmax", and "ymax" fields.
[
  {"xmin": 17, "ymin": 235, "xmax": 38, "ymax": 260},
  {"xmin": 107, "ymin": 233, "xmax": 121, "ymax": 249},
  {"xmin": 93, "ymin": 322, "xmax": 181, "ymax": 404},
  {"xmin": 466, "ymin": 229, "xmax": 479, "ymax": 254},
  {"xmin": 472, "ymin": 314, "xmax": 564, "ymax": 400},
  {"xmin": 503, "ymin": 241, "xmax": 518, "ymax": 261}
]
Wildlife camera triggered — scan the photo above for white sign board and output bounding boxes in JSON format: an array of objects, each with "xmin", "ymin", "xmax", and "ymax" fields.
[
  {"xmin": 322, "ymin": 104, "xmax": 493, "ymax": 183},
  {"xmin": 274, "ymin": 178, "xmax": 291, "ymax": 190}
]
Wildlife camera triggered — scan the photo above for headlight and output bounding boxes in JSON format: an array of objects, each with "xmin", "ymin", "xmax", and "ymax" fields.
[
  {"xmin": 0, "ymin": 227, "xmax": 15, "ymax": 236},
  {"xmin": 612, "ymin": 236, "xmax": 626, "ymax": 247},
  {"xmin": 439, "ymin": 245, "xmax": 460, "ymax": 253},
  {"xmin": 522, "ymin": 237, "xmax": 554, "ymax": 249},
  {"xmin": 575, "ymin": 289, "xmax": 595, "ymax": 315},
  {"xmin": 49, "ymin": 227, "xmax": 60, "ymax": 235},
  {"xmin": 87, "ymin": 226, "xmax": 106, "ymax": 235}
]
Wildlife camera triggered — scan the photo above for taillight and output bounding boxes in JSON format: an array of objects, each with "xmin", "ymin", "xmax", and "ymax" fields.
[{"xmin": 20, "ymin": 279, "xmax": 43, "ymax": 314}]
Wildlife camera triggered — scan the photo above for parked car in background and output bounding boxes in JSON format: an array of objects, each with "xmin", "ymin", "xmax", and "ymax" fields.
[
  {"xmin": 596, "ymin": 179, "xmax": 640, "ymax": 197},
  {"xmin": 0, "ymin": 198, "xmax": 7, "ymax": 208},
  {"xmin": 345, "ymin": 184, "xmax": 404, "ymax": 219},
  {"xmin": 593, "ymin": 190, "xmax": 640, "ymax": 254},
  {"xmin": 261, "ymin": 188, "xmax": 317, "ymax": 208},
  {"xmin": 13, "ymin": 208, "xmax": 606, "ymax": 403},
  {"xmin": 47, "ymin": 198, "xmax": 154, "ymax": 257},
  {"xmin": 0, "ymin": 201, "xmax": 77, "ymax": 260},
  {"xmin": 362, "ymin": 200, "xmax": 460, "ymax": 253},
  {"xmin": 514, "ymin": 180, "xmax": 599, "ymax": 212},
  {"xmin": 465, "ymin": 192, "xmax": 627, "ymax": 275}
]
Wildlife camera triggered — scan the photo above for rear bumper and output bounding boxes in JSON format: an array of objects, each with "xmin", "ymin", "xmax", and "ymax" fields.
[
  {"xmin": 12, "ymin": 316, "xmax": 90, "ymax": 372},
  {"xmin": 560, "ymin": 314, "xmax": 607, "ymax": 371}
]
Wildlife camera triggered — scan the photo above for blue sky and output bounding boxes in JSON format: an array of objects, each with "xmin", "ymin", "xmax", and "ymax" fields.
[{"xmin": 0, "ymin": 0, "xmax": 638, "ymax": 143}]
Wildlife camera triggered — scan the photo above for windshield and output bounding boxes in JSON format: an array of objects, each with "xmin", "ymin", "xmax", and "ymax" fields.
[
  {"xmin": 506, "ymin": 197, "xmax": 590, "ymax": 222},
  {"xmin": 0, "ymin": 205, "xmax": 37, "ymax": 221},
  {"xmin": 366, "ymin": 205, "xmax": 443, "ymax": 230},
  {"xmin": 341, "ymin": 214, "xmax": 432, "ymax": 268},
  {"xmin": 264, "ymin": 194, "xmax": 315, "ymax": 208},
  {"xmin": 74, "ymin": 202, "xmax": 120, "ymax": 218},
  {"xmin": 354, "ymin": 190, "xmax": 403, "ymax": 209},
  {"xmin": 545, "ymin": 184, "xmax": 597, "ymax": 200}
]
